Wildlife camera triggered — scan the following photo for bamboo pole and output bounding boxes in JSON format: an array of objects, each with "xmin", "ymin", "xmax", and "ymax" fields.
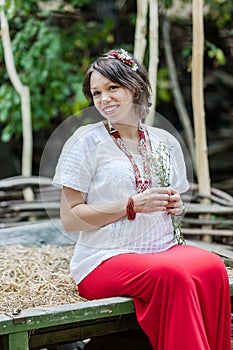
[
  {"xmin": 162, "ymin": 18, "xmax": 196, "ymax": 169},
  {"xmin": 134, "ymin": 0, "xmax": 148, "ymax": 62},
  {"xmin": 1, "ymin": 0, "xmax": 33, "ymax": 201},
  {"xmin": 145, "ymin": 0, "xmax": 159, "ymax": 126},
  {"xmin": 192, "ymin": 0, "xmax": 212, "ymax": 242}
]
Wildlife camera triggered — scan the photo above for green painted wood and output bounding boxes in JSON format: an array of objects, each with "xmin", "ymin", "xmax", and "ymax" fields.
[
  {"xmin": 0, "ymin": 314, "xmax": 14, "ymax": 336},
  {"xmin": 29, "ymin": 314, "xmax": 139, "ymax": 348},
  {"xmin": 0, "ymin": 297, "xmax": 135, "ymax": 335},
  {"xmin": 8, "ymin": 331, "xmax": 29, "ymax": 350},
  {"xmin": 229, "ymin": 277, "xmax": 233, "ymax": 295}
]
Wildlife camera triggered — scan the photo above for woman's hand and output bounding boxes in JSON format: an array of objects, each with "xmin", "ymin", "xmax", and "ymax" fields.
[
  {"xmin": 166, "ymin": 188, "xmax": 184, "ymax": 216},
  {"xmin": 133, "ymin": 187, "xmax": 171, "ymax": 213},
  {"xmin": 133, "ymin": 187, "xmax": 184, "ymax": 215}
]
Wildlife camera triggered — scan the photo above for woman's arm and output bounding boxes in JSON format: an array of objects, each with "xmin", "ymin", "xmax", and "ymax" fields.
[
  {"xmin": 60, "ymin": 186, "xmax": 183, "ymax": 232},
  {"xmin": 60, "ymin": 186, "xmax": 128, "ymax": 232}
]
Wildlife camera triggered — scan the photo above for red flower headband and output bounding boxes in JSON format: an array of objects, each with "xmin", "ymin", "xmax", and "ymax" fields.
[{"xmin": 107, "ymin": 48, "xmax": 138, "ymax": 71}]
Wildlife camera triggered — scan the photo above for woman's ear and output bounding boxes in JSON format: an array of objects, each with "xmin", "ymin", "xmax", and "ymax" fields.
[{"xmin": 134, "ymin": 89, "xmax": 139, "ymax": 100}]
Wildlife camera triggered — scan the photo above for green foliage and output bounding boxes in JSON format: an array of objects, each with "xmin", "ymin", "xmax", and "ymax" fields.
[
  {"xmin": 157, "ymin": 68, "xmax": 172, "ymax": 103},
  {"xmin": 0, "ymin": 0, "xmax": 114, "ymax": 141},
  {"xmin": 205, "ymin": 41, "xmax": 226, "ymax": 66},
  {"xmin": 160, "ymin": 0, "xmax": 173, "ymax": 9},
  {"xmin": 205, "ymin": 0, "xmax": 233, "ymax": 27}
]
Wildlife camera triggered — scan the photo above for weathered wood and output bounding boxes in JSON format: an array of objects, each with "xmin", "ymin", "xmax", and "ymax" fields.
[
  {"xmin": 0, "ymin": 220, "xmax": 78, "ymax": 246},
  {"xmin": 0, "ymin": 297, "xmax": 137, "ymax": 350},
  {"xmin": 186, "ymin": 203, "xmax": 233, "ymax": 214},
  {"xmin": 183, "ymin": 218, "xmax": 233, "ymax": 226},
  {"xmin": 6, "ymin": 202, "xmax": 60, "ymax": 211},
  {"xmin": 187, "ymin": 239, "xmax": 233, "ymax": 260},
  {"xmin": 0, "ymin": 176, "xmax": 52, "ymax": 189},
  {"xmin": 29, "ymin": 315, "xmax": 139, "ymax": 349},
  {"xmin": 7, "ymin": 297, "xmax": 135, "ymax": 332},
  {"xmin": 8, "ymin": 331, "xmax": 29, "ymax": 350},
  {"xmin": 183, "ymin": 228, "xmax": 233, "ymax": 236}
]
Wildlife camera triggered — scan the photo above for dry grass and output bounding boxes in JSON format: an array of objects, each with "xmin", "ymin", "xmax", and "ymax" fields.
[
  {"xmin": 0, "ymin": 245, "xmax": 85, "ymax": 315},
  {"xmin": 0, "ymin": 245, "xmax": 232, "ymax": 316}
]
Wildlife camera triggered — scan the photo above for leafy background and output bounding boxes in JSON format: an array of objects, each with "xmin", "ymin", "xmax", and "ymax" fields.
[{"xmin": 0, "ymin": 0, "xmax": 232, "ymax": 191}]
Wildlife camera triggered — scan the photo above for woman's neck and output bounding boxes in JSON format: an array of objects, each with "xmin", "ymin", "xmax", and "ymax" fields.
[{"xmin": 109, "ymin": 121, "xmax": 140, "ymax": 140}]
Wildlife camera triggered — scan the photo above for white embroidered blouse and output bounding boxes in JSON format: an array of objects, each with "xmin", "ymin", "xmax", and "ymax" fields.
[{"xmin": 53, "ymin": 121, "xmax": 190, "ymax": 284}]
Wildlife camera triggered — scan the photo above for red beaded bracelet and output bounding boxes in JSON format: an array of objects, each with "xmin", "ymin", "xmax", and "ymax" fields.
[{"xmin": 126, "ymin": 197, "xmax": 136, "ymax": 220}]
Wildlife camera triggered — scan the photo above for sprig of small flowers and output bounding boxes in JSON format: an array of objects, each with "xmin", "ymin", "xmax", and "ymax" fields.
[
  {"xmin": 148, "ymin": 141, "xmax": 185, "ymax": 245},
  {"xmin": 109, "ymin": 49, "xmax": 139, "ymax": 71}
]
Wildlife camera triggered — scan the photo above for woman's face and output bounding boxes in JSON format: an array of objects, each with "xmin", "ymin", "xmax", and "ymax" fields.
[{"xmin": 90, "ymin": 70, "xmax": 136, "ymax": 124}]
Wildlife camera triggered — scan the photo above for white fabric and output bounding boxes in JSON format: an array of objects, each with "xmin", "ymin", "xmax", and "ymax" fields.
[{"xmin": 53, "ymin": 121, "xmax": 190, "ymax": 284}]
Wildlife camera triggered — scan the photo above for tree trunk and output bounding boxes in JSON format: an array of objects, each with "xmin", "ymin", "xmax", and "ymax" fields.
[
  {"xmin": 192, "ymin": 0, "xmax": 211, "ymax": 242},
  {"xmin": 162, "ymin": 17, "xmax": 196, "ymax": 169},
  {"xmin": 1, "ymin": 0, "xmax": 33, "ymax": 200},
  {"xmin": 145, "ymin": 0, "xmax": 159, "ymax": 126},
  {"xmin": 134, "ymin": 0, "xmax": 148, "ymax": 62}
]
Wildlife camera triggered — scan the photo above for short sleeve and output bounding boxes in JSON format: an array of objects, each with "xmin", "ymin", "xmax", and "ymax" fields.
[{"xmin": 52, "ymin": 127, "xmax": 95, "ymax": 193}]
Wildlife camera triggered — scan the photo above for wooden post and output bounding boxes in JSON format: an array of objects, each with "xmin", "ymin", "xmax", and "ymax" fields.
[
  {"xmin": 0, "ymin": 0, "xmax": 33, "ymax": 201},
  {"xmin": 145, "ymin": 0, "xmax": 159, "ymax": 126},
  {"xmin": 134, "ymin": 0, "xmax": 159, "ymax": 127},
  {"xmin": 192, "ymin": 0, "xmax": 212, "ymax": 242},
  {"xmin": 134, "ymin": 0, "xmax": 148, "ymax": 62},
  {"xmin": 8, "ymin": 332, "xmax": 29, "ymax": 350}
]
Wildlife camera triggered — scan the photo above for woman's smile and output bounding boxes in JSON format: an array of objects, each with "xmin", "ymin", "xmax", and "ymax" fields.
[{"xmin": 102, "ymin": 105, "xmax": 119, "ymax": 115}]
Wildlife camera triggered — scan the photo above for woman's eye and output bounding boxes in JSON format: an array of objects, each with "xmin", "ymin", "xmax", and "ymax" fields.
[
  {"xmin": 109, "ymin": 85, "xmax": 118, "ymax": 90},
  {"xmin": 93, "ymin": 91, "xmax": 100, "ymax": 97}
]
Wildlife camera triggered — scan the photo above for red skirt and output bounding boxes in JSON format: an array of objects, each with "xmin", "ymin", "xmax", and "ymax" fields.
[{"xmin": 78, "ymin": 245, "xmax": 231, "ymax": 350}]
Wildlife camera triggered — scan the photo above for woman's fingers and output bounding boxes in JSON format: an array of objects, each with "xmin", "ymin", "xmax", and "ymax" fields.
[
  {"xmin": 167, "ymin": 190, "xmax": 184, "ymax": 215},
  {"xmin": 134, "ymin": 187, "xmax": 171, "ymax": 213},
  {"xmin": 133, "ymin": 187, "xmax": 184, "ymax": 215}
]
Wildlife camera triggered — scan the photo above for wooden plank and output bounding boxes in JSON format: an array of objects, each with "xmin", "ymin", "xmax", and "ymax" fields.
[
  {"xmin": 187, "ymin": 239, "xmax": 233, "ymax": 260},
  {"xmin": 0, "ymin": 220, "xmax": 78, "ymax": 246},
  {"xmin": 183, "ymin": 228, "xmax": 233, "ymax": 236},
  {"xmin": 29, "ymin": 314, "xmax": 139, "ymax": 348},
  {"xmin": 8, "ymin": 331, "xmax": 29, "ymax": 350},
  {"xmin": 186, "ymin": 203, "xmax": 233, "ymax": 214},
  {"xmin": 0, "ymin": 297, "xmax": 135, "ymax": 335},
  {"xmin": 7, "ymin": 202, "xmax": 60, "ymax": 211},
  {"xmin": 0, "ymin": 176, "xmax": 52, "ymax": 189},
  {"xmin": 183, "ymin": 218, "xmax": 233, "ymax": 226}
]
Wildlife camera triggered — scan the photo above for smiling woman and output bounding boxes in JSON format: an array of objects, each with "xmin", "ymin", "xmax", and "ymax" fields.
[
  {"xmin": 52, "ymin": 48, "xmax": 232, "ymax": 350},
  {"xmin": 83, "ymin": 49, "xmax": 151, "ymax": 122}
]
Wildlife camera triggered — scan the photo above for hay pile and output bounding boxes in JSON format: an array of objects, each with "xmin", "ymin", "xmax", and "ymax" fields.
[
  {"xmin": 0, "ymin": 245, "xmax": 85, "ymax": 315},
  {"xmin": 0, "ymin": 245, "xmax": 232, "ymax": 316}
]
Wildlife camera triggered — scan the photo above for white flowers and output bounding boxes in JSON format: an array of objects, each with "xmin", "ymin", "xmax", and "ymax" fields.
[
  {"xmin": 108, "ymin": 48, "xmax": 139, "ymax": 71},
  {"xmin": 148, "ymin": 141, "xmax": 186, "ymax": 245}
]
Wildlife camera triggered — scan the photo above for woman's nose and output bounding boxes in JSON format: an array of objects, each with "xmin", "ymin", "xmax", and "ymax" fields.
[{"xmin": 101, "ymin": 92, "xmax": 111, "ymax": 104}]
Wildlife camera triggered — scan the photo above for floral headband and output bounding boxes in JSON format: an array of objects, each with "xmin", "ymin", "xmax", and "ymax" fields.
[{"xmin": 107, "ymin": 48, "xmax": 138, "ymax": 71}]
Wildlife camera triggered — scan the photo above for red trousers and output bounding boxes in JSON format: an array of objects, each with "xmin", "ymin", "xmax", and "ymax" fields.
[{"xmin": 78, "ymin": 245, "xmax": 231, "ymax": 350}]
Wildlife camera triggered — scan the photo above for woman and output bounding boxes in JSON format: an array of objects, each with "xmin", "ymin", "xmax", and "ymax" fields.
[{"xmin": 53, "ymin": 48, "xmax": 231, "ymax": 350}]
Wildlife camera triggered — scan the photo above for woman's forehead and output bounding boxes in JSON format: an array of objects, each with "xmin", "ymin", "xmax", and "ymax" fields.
[{"xmin": 90, "ymin": 70, "xmax": 114, "ymax": 89}]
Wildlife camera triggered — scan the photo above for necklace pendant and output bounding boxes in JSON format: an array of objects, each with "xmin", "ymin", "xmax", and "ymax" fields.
[{"xmin": 136, "ymin": 178, "xmax": 151, "ymax": 193}]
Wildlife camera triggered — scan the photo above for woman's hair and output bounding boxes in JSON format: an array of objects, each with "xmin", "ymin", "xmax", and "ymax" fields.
[{"xmin": 82, "ymin": 49, "xmax": 152, "ymax": 119}]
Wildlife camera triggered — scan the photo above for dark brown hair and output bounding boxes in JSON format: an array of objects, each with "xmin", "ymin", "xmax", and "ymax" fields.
[{"xmin": 82, "ymin": 49, "xmax": 152, "ymax": 119}]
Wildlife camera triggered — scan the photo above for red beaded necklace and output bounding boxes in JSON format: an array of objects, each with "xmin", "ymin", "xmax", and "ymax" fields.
[{"xmin": 108, "ymin": 120, "xmax": 152, "ymax": 193}]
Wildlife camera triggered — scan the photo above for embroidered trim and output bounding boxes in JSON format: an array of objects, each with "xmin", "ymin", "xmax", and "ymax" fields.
[{"xmin": 108, "ymin": 120, "xmax": 152, "ymax": 193}]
